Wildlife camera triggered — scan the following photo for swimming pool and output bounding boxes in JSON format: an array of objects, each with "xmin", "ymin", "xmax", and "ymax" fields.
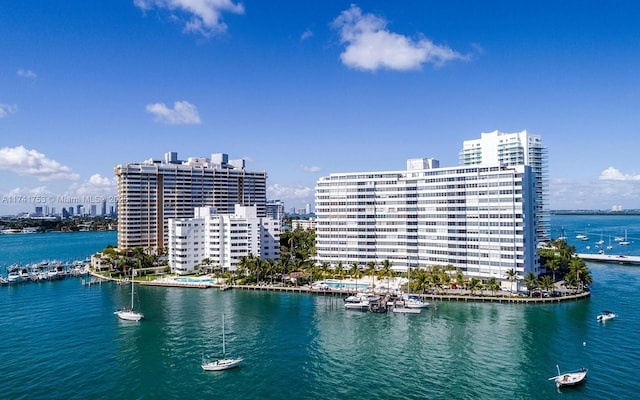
[
  {"xmin": 320, "ymin": 279, "xmax": 371, "ymax": 290},
  {"xmin": 173, "ymin": 277, "xmax": 213, "ymax": 283}
]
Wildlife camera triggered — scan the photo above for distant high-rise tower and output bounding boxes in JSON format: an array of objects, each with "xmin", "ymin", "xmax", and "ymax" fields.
[
  {"xmin": 266, "ymin": 199, "xmax": 286, "ymax": 226},
  {"xmin": 115, "ymin": 152, "xmax": 267, "ymax": 250},
  {"xmin": 460, "ymin": 130, "xmax": 548, "ymax": 240}
]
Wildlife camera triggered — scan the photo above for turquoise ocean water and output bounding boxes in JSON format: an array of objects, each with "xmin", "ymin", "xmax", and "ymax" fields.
[{"xmin": 1, "ymin": 216, "xmax": 640, "ymax": 399}]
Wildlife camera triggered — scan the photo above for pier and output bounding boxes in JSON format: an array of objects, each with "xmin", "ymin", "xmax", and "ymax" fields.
[{"xmin": 576, "ymin": 253, "xmax": 640, "ymax": 265}]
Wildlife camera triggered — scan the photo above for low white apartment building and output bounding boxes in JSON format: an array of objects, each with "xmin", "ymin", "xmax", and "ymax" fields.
[
  {"xmin": 315, "ymin": 158, "xmax": 541, "ymax": 283},
  {"xmin": 168, "ymin": 205, "xmax": 280, "ymax": 275}
]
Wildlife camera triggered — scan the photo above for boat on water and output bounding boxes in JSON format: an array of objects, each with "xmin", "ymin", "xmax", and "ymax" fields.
[
  {"xmin": 6, "ymin": 265, "xmax": 26, "ymax": 284},
  {"xmin": 392, "ymin": 306, "xmax": 422, "ymax": 314},
  {"xmin": 344, "ymin": 300, "xmax": 371, "ymax": 310},
  {"xmin": 619, "ymin": 229, "xmax": 630, "ymax": 246},
  {"xmin": 114, "ymin": 270, "xmax": 143, "ymax": 322},
  {"xmin": 548, "ymin": 365, "xmax": 588, "ymax": 388},
  {"xmin": 401, "ymin": 294, "xmax": 430, "ymax": 309},
  {"xmin": 597, "ymin": 310, "xmax": 617, "ymax": 322},
  {"xmin": 344, "ymin": 292, "xmax": 378, "ymax": 310},
  {"xmin": 398, "ymin": 268, "xmax": 429, "ymax": 309},
  {"xmin": 202, "ymin": 314, "xmax": 242, "ymax": 371}
]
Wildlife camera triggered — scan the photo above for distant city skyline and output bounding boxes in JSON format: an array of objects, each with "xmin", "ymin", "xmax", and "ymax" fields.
[{"xmin": 2, "ymin": 1, "xmax": 640, "ymax": 215}]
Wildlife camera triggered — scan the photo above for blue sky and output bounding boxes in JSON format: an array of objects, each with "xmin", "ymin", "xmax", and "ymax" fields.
[{"xmin": 1, "ymin": 0, "xmax": 640, "ymax": 215}]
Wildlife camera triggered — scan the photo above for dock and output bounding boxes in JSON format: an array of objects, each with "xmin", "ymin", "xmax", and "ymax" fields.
[{"xmin": 576, "ymin": 253, "xmax": 640, "ymax": 265}]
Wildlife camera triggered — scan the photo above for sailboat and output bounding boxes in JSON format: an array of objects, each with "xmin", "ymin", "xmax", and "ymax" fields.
[
  {"xmin": 114, "ymin": 269, "xmax": 144, "ymax": 322},
  {"xmin": 619, "ymin": 229, "xmax": 630, "ymax": 246},
  {"xmin": 548, "ymin": 364, "xmax": 588, "ymax": 388},
  {"xmin": 393, "ymin": 268, "xmax": 426, "ymax": 313},
  {"xmin": 202, "ymin": 314, "xmax": 243, "ymax": 371}
]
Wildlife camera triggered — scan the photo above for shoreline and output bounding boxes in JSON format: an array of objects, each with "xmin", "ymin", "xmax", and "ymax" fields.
[{"xmin": 90, "ymin": 271, "xmax": 590, "ymax": 304}]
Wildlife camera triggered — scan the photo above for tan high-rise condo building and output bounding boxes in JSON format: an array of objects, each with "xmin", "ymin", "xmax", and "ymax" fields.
[{"xmin": 115, "ymin": 152, "xmax": 267, "ymax": 250}]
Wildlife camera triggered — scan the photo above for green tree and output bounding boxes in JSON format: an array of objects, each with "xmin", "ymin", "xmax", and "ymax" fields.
[
  {"xmin": 365, "ymin": 261, "xmax": 377, "ymax": 289},
  {"xmin": 455, "ymin": 268, "xmax": 468, "ymax": 290},
  {"xmin": 469, "ymin": 278, "xmax": 483, "ymax": 296},
  {"xmin": 485, "ymin": 276, "xmax": 501, "ymax": 296},
  {"xmin": 381, "ymin": 259, "xmax": 393, "ymax": 292},
  {"xmin": 524, "ymin": 271, "xmax": 537, "ymax": 292},
  {"xmin": 349, "ymin": 262, "xmax": 361, "ymax": 291},
  {"xmin": 538, "ymin": 275, "xmax": 556, "ymax": 295},
  {"xmin": 505, "ymin": 268, "xmax": 518, "ymax": 293}
]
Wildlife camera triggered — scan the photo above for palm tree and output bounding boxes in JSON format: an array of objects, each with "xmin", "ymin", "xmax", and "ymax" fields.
[
  {"xmin": 320, "ymin": 262, "xmax": 330, "ymax": 280},
  {"xmin": 505, "ymin": 268, "xmax": 517, "ymax": 293},
  {"xmin": 365, "ymin": 261, "xmax": 376, "ymax": 289},
  {"xmin": 349, "ymin": 262, "xmax": 361, "ymax": 292},
  {"xmin": 485, "ymin": 276, "xmax": 501, "ymax": 296},
  {"xmin": 469, "ymin": 278, "xmax": 483, "ymax": 296},
  {"xmin": 455, "ymin": 268, "xmax": 467, "ymax": 290},
  {"xmin": 524, "ymin": 271, "xmax": 537, "ymax": 293},
  {"xmin": 546, "ymin": 257, "xmax": 561, "ymax": 282},
  {"xmin": 381, "ymin": 259, "xmax": 393, "ymax": 293},
  {"xmin": 334, "ymin": 261, "xmax": 344, "ymax": 286},
  {"xmin": 568, "ymin": 257, "xmax": 592, "ymax": 292},
  {"xmin": 538, "ymin": 275, "xmax": 555, "ymax": 295}
]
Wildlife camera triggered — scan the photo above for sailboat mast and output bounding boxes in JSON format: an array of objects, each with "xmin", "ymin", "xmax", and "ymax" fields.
[{"xmin": 222, "ymin": 314, "xmax": 226, "ymax": 356}]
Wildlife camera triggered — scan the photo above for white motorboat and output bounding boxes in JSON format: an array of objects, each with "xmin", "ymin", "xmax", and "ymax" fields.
[
  {"xmin": 549, "ymin": 365, "xmax": 588, "ymax": 388},
  {"xmin": 202, "ymin": 314, "xmax": 242, "ymax": 371},
  {"xmin": 392, "ymin": 306, "xmax": 422, "ymax": 314},
  {"xmin": 402, "ymin": 295, "xmax": 430, "ymax": 309},
  {"xmin": 344, "ymin": 300, "xmax": 371, "ymax": 310},
  {"xmin": 597, "ymin": 310, "xmax": 617, "ymax": 322}
]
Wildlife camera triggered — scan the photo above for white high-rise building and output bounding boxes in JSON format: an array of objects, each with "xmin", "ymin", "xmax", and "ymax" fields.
[
  {"xmin": 116, "ymin": 152, "xmax": 267, "ymax": 250},
  {"xmin": 315, "ymin": 131, "xmax": 547, "ymax": 285},
  {"xmin": 168, "ymin": 205, "xmax": 280, "ymax": 275},
  {"xmin": 460, "ymin": 130, "xmax": 548, "ymax": 240}
]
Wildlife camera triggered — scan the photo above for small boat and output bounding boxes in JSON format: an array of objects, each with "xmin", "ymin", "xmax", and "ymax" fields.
[
  {"xmin": 392, "ymin": 306, "xmax": 422, "ymax": 314},
  {"xmin": 344, "ymin": 300, "xmax": 371, "ymax": 310},
  {"xmin": 549, "ymin": 365, "xmax": 588, "ymax": 388},
  {"xmin": 344, "ymin": 292, "xmax": 377, "ymax": 310},
  {"xmin": 597, "ymin": 310, "xmax": 617, "ymax": 322},
  {"xmin": 114, "ymin": 270, "xmax": 144, "ymax": 322},
  {"xmin": 202, "ymin": 314, "xmax": 242, "ymax": 371},
  {"xmin": 619, "ymin": 230, "xmax": 630, "ymax": 246},
  {"xmin": 402, "ymin": 295, "xmax": 430, "ymax": 309}
]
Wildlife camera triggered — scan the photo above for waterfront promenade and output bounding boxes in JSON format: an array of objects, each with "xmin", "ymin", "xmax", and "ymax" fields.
[{"xmin": 89, "ymin": 271, "xmax": 589, "ymax": 304}]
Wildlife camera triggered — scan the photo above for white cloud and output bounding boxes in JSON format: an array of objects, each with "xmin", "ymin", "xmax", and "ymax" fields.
[
  {"xmin": 301, "ymin": 29, "xmax": 313, "ymax": 41},
  {"xmin": 0, "ymin": 146, "xmax": 80, "ymax": 181},
  {"xmin": 0, "ymin": 104, "xmax": 18, "ymax": 118},
  {"xmin": 332, "ymin": 5, "xmax": 467, "ymax": 71},
  {"xmin": 134, "ymin": 0, "xmax": 244, "ymax": 37},
  {"xmin": 301, "ymin": 165, "xmax": 322, "ymax": 173},
  {"xmin": 145, "ymin": 100, "xmax": 202, "ymax": 125},
  {"xmin": 267, "ymin": 183, "xmax": 314, "ymax": 210},
  {"xmin": 17, "ymin": 69, "xmax": 37, "ymax": 79},
  {"xmin": 550, "ymin": 177, "xmax": 640, "ymax": 210},
  {"xmin": 599, "ymin": 167, "xmax": 640, "ymax": 181},
  {"xmin": 68, "ymin": 174, "xmax": 118, "ymax": 198}
]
